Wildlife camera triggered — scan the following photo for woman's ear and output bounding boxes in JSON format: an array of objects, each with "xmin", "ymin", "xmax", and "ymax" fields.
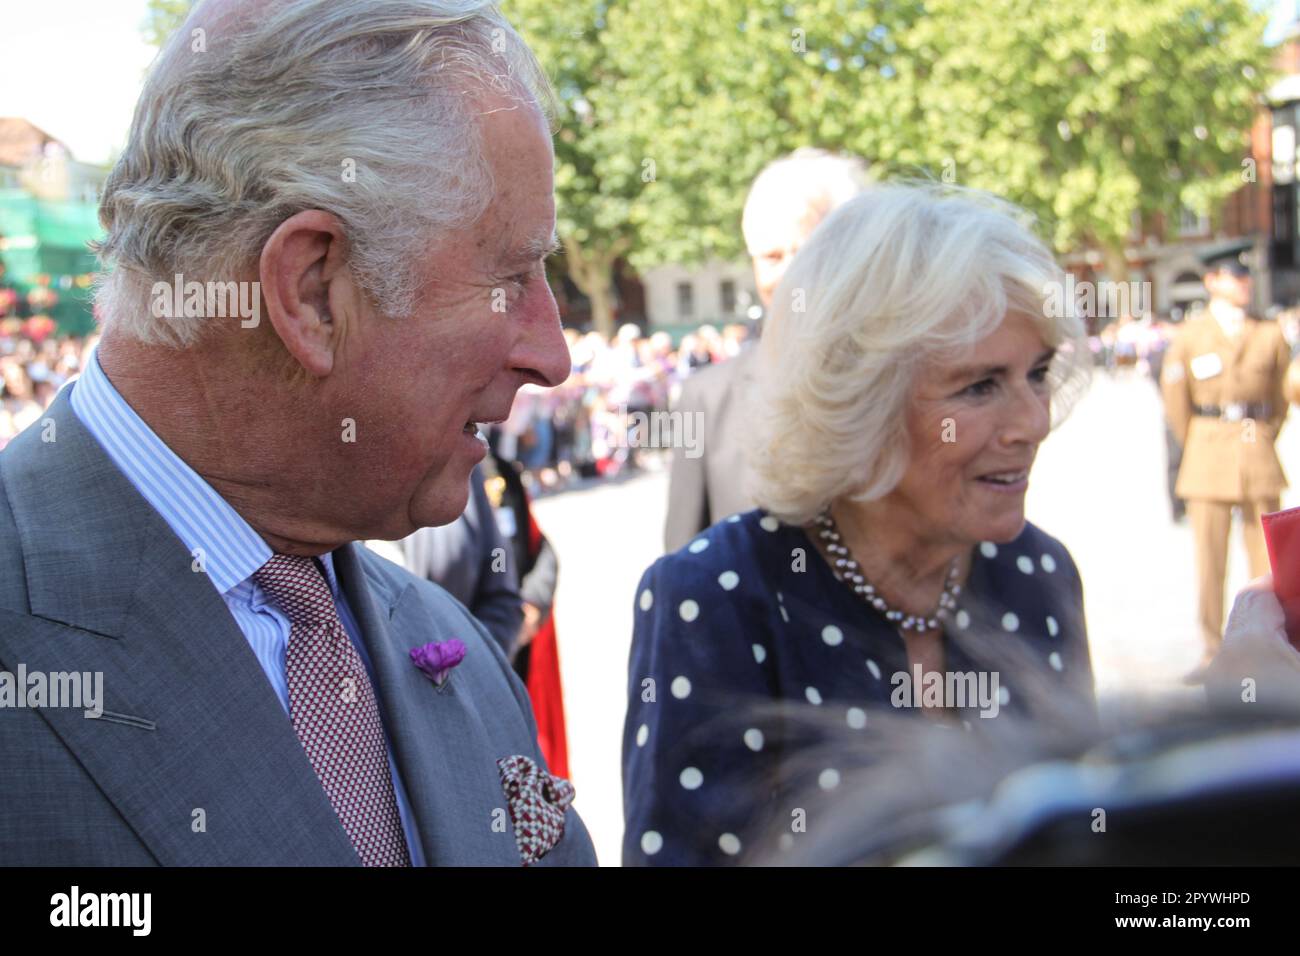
[{"xmin": 259, "ymin": 210, "xmax": 349, "ymax": 377}]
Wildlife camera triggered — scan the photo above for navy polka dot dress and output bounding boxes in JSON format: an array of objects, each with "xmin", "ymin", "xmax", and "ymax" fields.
[{"xmin": 621, "ymin": 508, "xmax": 1095, "ymax": 866}]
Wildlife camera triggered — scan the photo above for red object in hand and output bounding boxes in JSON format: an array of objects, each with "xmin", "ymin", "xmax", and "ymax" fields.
[{"xmin": 1261, "ymin": 505, "xmax": 1300, "ymax": 647}]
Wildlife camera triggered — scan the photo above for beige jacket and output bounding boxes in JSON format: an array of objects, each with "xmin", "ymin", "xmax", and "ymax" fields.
[{"xmin": 1160, "ymin": 313, "xmax": 1291, "ymax": 502}]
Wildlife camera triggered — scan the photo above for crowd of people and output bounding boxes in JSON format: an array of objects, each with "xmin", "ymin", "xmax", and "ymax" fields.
[
  {"xmin": 0, "ymin": 314, "xmax": 759, "ymax": 485},
  {"xmin": 14, "ymin": 303, "xmax": 1296, "ymax": 463},
  {"xmin": 1090, "ymin": 306, "xmax": 1300, "ymax": 378},
  {"xmin": 0, "ymin": 323, "xmax": 93, "ymax": 450},
  {"xmin": 31, "ymin": 287, "xmax": 1300, "ymax": 495},
  {"xmin": 488, "ymin": 321, "xmax": 752, "ymax": 490}
]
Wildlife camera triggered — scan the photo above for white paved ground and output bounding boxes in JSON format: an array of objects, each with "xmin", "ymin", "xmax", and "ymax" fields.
[{"xmin": 533, "ymin": 369, "xmax": 1300, "ymax": 865}]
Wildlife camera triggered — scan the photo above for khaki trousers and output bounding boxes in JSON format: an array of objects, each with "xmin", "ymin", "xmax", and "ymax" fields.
[{"xmin": 1187, "ymin": 498, "xmax": 1278, "ymax": 657}]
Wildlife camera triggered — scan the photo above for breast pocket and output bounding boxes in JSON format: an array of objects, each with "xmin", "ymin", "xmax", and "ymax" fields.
[{"xmin": 1237, "ymin": 362, "xmax": 1277, "ymax": 401}]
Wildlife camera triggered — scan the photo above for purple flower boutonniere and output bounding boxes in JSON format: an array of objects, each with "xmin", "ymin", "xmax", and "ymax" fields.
[{"xmin": 410, "ymin": 639, "xmax": 467, "ymax": 689}]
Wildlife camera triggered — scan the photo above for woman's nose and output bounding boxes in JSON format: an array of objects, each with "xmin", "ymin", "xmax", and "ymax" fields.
[{"xmin": 1001, "ymin": 381, "xmax": 1051, "ymax": 447}]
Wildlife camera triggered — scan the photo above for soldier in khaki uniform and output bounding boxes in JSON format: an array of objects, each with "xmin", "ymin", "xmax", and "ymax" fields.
[{"xmin": 1160, "ymin": 247, "xmax": 1292, "ymax": 680}]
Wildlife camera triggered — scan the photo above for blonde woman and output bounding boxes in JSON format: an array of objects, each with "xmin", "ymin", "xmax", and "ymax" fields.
[{"xmin": 622, "ymin": 184, "xmax": 1095, "ymax": 866}]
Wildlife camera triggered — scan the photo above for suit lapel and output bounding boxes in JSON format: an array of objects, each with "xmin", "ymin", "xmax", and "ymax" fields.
[
  {"xmin": 333, "ymin": 544, "xmax": 522, "ymax": 865},
  {"xmin": 0, "ymin": 391, "xmax": 359, "ymax": 865},
  {"xmin": 1203, "ymin": 312, "xmax": 1250, "ymax": 371},
  {"xmin": 1230, "ymin": 317, "xmax": 1254, "ymax": 371}
]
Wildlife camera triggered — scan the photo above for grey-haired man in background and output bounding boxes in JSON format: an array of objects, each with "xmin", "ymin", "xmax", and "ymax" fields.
[{"xmin": 663, "ymin": 149, "xmax": 870, "ymax": 552}]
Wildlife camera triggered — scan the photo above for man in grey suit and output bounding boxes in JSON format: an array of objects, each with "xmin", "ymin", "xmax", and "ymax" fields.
[
  {"xmin": 0, "ymin": 0, "xmax": 596, "ymax": 866},
  {"xmin": 663, "ymin": 150, "xmax": 870, "ymax": 552},
  {"xmin": 381, "ymin": 464, "xmax": 526, "ymax": 658}
]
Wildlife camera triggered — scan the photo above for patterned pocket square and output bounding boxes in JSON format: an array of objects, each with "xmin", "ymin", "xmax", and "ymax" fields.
[{"xmin": 497, "ymin": 754, "xmax": 575, "ymax": 866}]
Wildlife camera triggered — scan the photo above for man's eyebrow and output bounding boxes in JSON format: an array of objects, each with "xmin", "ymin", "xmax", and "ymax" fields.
[
  {"xmin": 945, "ymin": 348, "xmax": 1057, "ymax": 382},
  {"xmin": 510, "ymin": 231, "xmax": 562, "ymax": 263}
]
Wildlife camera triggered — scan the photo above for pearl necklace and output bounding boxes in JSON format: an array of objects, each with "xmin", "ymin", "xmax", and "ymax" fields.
[{"xmin": 814, "ymin": 509, "xmax": 961, "ymax": 632}]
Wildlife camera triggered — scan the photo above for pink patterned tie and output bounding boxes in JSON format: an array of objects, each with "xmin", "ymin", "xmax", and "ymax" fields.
[{"xmin": 254, "ymin": 554, "xmax": 411, "ymax": 867}]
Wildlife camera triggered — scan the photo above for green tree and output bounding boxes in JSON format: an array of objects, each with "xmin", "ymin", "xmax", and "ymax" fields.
[
  {"xmin": 507, "ymin": 2, "xmax": 635, "ymax": 336},
  {"xmin": 509, "ymin": 0, "xmax": 930, "ymax": 333},
  {"xmin": 888, "ymin": 0, "xmax": 1273, "ymax": 278},
  {"xmin": 142, "ymin": 0, "xmax": 193, "ymax": 47},
  {"xmin": 147, "ymin": 0, "xmax": 1274, "ymax": 326},
  {"xmin": 589, "ymin": 0, "xmax": 1272, "ymax": 281}
]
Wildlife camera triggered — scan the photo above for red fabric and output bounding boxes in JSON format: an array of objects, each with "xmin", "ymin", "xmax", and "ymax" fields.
[
  {"xmin": 525, "ymin": 499, "xmax": 543, "ymax": 554},
  {"xmin": 522, "ymin": 504, "xmax": 570, "ymax": 779},
  {"xmin": 1262, "ymin": 505, "xmax": 1300, "ymax": 649},
  {"xmin": 22, "ymin": 314, "xmax": 55, "ymax": 343},
  {"xmin": 525, "ymin": 609, "xmax": 569, "ymax": 779}
]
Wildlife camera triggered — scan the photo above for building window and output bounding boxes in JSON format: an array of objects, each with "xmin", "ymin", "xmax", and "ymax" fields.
[
  {"xmin": 1178, "ymin": 205, "xmax": 1209, "ymax": 236},
  {"xmin": 1273, "ymin": 108, "xmax": 1297, "ymax": 185},
  {"xmin": 1275, "ymin": 184, "xmax": 1296, "ymax": 268},
  {"xmin": 1128, "ymin": 209, "xmax": 1142, "ymax": 240},
  {"xmin": 676, "ymin": 281, "xmax": 694, "ymax": 320},
  {"xmin": 720, "ymin": 279, "xmax": 736, "ymax": 315}
]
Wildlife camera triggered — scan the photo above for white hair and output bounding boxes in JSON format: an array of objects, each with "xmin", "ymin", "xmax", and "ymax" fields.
[
  {"xmin": 93, "ymin": 0, "xmax": 553, "ymax": 346},
  {"xmin": 747, "ymin": 182, "xmax": 1091, "ymax": 524},
  {"xmin": 741, "ymin": 148, "xmax": 872, "ymax": 254}
]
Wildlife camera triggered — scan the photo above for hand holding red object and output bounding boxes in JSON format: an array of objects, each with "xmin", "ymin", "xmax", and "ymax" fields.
[{"xmin": 1261, "ymin": 506, "xmax": 1300, "ymax": 649}]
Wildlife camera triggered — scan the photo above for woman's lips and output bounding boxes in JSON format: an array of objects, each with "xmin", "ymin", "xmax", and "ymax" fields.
[{"xmin": 975, "ymin": 469, "xmax": 1028, "ymax": 492}]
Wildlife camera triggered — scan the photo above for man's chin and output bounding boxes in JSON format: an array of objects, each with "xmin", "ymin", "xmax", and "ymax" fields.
[{"xmin": 407, "ymin": 477, "xmax": 474, "ymax": 531}]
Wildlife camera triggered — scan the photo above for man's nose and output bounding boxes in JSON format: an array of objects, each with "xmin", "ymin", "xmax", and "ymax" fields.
[{"xmin": 511, "ymin": 282, "xmax": 571, "ymax": 388}]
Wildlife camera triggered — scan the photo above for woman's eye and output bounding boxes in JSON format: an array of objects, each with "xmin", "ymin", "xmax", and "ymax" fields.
[
  {"xmin": 961, "ymin": 378, "xmax": 997, "ymax": 398},
  {"xmin": 1029, "ymin": 364, "xmax": 1051, "ymax": 385}
]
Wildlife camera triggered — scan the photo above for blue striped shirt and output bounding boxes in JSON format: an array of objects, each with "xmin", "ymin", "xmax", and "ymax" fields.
[{"xmin": 70, "ymin": 349, "xmax": 425, "ymax": 865}]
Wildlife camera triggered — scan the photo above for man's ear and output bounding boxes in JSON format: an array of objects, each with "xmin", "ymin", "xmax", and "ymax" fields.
[{"xmin": 259, "ymin": 210, "xmax": 350, "ymax": 377}]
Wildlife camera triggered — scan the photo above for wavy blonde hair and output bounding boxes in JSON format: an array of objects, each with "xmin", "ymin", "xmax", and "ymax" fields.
[{"xmin": 747, "ymin": 182, "xmax": 1090, "ymax": 524}]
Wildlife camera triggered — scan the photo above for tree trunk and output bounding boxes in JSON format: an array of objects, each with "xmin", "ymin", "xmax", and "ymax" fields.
[
  {"xmin": 1102, "ymin": 244, "xmax": 1130, "ymax": 288},
  {"xmin": 586, "ymin": 279, "xmax": 616, "ymax": 340},
  {"xmin": 563, "ymin": 233, "xmax": 629, "ymax": 340}
]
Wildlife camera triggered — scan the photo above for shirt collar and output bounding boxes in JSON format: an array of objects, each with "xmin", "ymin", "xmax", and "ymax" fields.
[
  {"xmin": 69, "ymin": 348, "xmax": 275, "ymax": 595},
  {"xmin": 1209, "ymin": 299, "xmax": 1246, "ymax": 338},
  {"xmin": 241, "ymin": 552, "xmax": 347, "ymax": 611}
]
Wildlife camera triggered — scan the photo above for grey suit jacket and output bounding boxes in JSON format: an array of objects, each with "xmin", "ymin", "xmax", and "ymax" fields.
[
  {"xmin": 663, "ymin": 347, "xmax": 758, "ymax": 553},
  {"xmin": 0, "ymin": 389, "xmax": 597, "ymax": 866},
  {"xmin": 399, "ymin": 465, "xmax": 523, "ymax": 658}
]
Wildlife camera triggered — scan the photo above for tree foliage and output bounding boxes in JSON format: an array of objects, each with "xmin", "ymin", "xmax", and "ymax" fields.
[
  {"xmin": 142, "ymin": 0, "xmax": 193, "ymax": 48},
  {"xmin": 145, "ymin": 0, "xmax": 1276, "ymax": 332}
]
